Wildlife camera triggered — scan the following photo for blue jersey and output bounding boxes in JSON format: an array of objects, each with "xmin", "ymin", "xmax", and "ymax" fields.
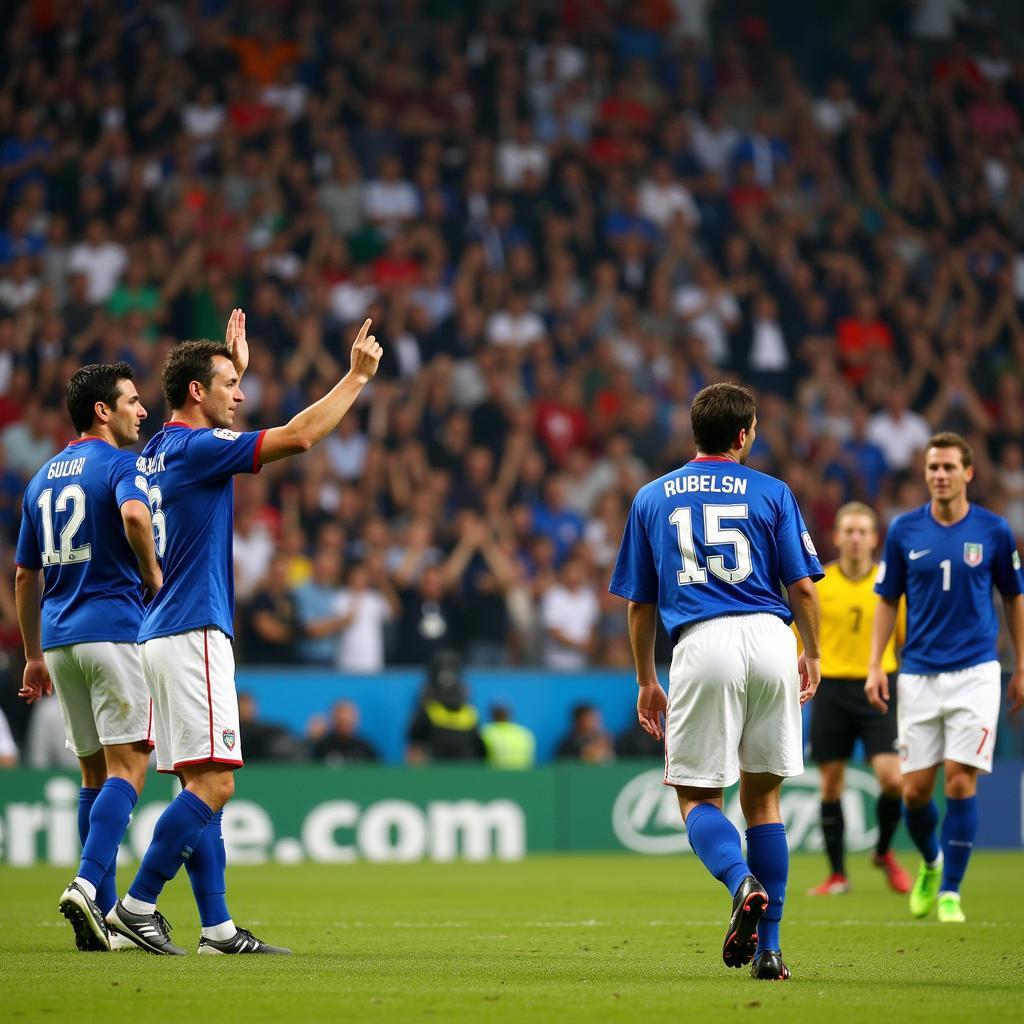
[
  {"xmin": 609, "ymin": 457, "xmax": 824, "ymax": 641},
  {"xmin": 875, "ymin": 503, "xmax": 1023, "ymax": 673},
  {"xmin": 138, "ymin": 422, "xmax": 266, "ymax": 643},
  {"xmin": 15, "ymin": 438, "xmax": 149, "ymax": 649}
]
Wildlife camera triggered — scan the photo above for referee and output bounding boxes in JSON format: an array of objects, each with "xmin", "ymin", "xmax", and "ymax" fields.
[{"xmin": 807, "ymin": 503, "xmax": 911, "ymax": 896}]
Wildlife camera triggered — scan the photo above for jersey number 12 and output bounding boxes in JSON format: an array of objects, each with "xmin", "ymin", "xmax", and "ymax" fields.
[{"xmin": 36, "ymin": 485, "xmax": 92, "ymax": 566}]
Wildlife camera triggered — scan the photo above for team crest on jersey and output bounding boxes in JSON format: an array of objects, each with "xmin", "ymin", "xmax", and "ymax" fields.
[
  {"xmin": 1013, "ymin": 550, "xmax": 1021, "ymax": 571},
  {"xmin": 212, "ymin": 428, "xmax": 241, "ymax": 441},
  {"xmin": 222, "ymin": 729, "xmax": 236, "ymax": 750},
  {"xmin": 963, "ymin": 543, "xmax": 983, "ymax": 567},
  {"xmin": 801, "ymin": 531, "xmax": 817, "ymax": 556}
]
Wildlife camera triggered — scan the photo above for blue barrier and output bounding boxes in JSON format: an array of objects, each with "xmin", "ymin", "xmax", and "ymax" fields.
[{"xmin": 236, "ymin": 668, "xmax": 641, "ymax": 764}]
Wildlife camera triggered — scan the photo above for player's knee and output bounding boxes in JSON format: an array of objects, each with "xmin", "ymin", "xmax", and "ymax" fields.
[
  {"xmin": 901, "ymin": 781, "xmax": 930, "ymax": 807},
  {"xmin": 944, "ymin": 770, "xmax": 977, "ymax": 799}
]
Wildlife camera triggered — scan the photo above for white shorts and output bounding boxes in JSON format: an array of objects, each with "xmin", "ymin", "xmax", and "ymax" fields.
[
  {"xmin": 665, "ymin": 614, "xmax": 803, "ymax": 788},
  {"xmin": 43, "ymin": 642, "xmax": 152, "ymax": 758},
  {"xmin": 896, "ymin": 661, "xmax": 1001, "ymax": 774},
  {"xmin": 141, "ymin": 628, "xmax": 243, "ymax": 774}
]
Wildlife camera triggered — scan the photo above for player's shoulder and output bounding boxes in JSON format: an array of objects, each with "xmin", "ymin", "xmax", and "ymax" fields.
[
  {"xmin": 886, "ymin": 503, "xmax": 930, "ymax": 537},
  {"xmin": 968, "ymin": 504, "xmax": 1012, "ymax": 534}
]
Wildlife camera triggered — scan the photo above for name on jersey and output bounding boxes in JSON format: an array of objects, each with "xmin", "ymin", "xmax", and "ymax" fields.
[
  {"xmin": 663, "ymin": 475, "xmax": 748, "ymax": 498},
  {"xmin": 137, "ymin": 452, "xmax": 166, "ymax": 475},
  {"xmin": 46, "ymin": 457, "xmax": 86, "ymax": 479}
]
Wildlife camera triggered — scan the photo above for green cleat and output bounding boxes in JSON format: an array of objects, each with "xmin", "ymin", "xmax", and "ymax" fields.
[
  {"xmin": 909, "ymin": 860, "xmax": 942, "ymax": 918},
  {"xmin": 937, "ymin": 892, "xmax": 966, "ymax": 924}
]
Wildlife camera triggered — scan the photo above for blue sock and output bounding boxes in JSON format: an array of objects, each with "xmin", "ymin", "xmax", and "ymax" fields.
[
  {"xmin": 905, "ymin": 800, "xmax": 941, "ymax": 864},
  {"xmin": 78, "ymin": 778, "xmax": 137, "ymax": 909},
  {"xmin": 78, "ymin": 787, "xmax": 101, "ymax": 848},
  {"xmin": 185, "ymin": 811, "xmax": 231, "ymax": 926},
  {"xmin": 940, "ymin": 797, "xmax": 978, "ymax": 893},
  {"xmin": 746, "ymin": 823, "xmax": 788, "ymax": 954},
  {"xmin": 129, "ymin": 790, "xmax": 214, "ymax": 905},
  {"xmin": 685, "ymin": 804, "xmax": 751, "ymax": 896}
]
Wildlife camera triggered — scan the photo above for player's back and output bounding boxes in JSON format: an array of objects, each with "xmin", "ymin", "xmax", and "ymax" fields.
[
  {"xmin": 15, "ymin": 438, "xmax": 146, "ymax": 649},
  {"xmin": 610, "ymin": 457, "xmax": 823, "ymax": 642},
  {"xmin": 138, "ymin": 422, "xmax": 265, "ymax": 643}
]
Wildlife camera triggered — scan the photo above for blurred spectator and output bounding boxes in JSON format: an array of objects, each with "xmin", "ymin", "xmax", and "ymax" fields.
[
  {"xmin": 540, "ymin": 557, "xmax": 600, "ymax": 670},
  {"xmin": 293, "ymin": 547, "xmax": 345, "ymax": 666},
  {"xmin": 332, "ymin": 558, "xmax": 399, "ymax": 672},
  {"xmin": 238, "ymin": 692, "xmax": 305, "ymax": 761},
  {"xmin": 615, "ymin": 719, "xmax": 665, "ymax": 759},
  {"xmin": 555, "ymin": 703, "xmax": 615, "ymax": 763},
  {"xmin": 407, "ymin": 650, "xmax": 485, "ymax": 763},
  {"xmin": 481, "ymin": 704, "xmax": 537, "ymax": 769},
  {"xmin": 0, "ymin": 706, "xmax": 17, "ymax": 766},
  {"xmin": 310, "ymin": 701, "xmax": 380, "ymax": 765},
  {"xmin": 25, "ymin": 694, "xmax": 77, "ymax": 770},
  {"xmin": 243, "ymin": 556, "xmax": 301, "ymax": 664}
]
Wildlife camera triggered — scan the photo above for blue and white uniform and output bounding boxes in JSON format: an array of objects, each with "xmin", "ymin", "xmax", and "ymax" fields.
[
  {"xmin": 875, "ymin": 503, "xmax": 1023, "ymax": 773},
  {"xmin": 15, "ymin": 437, "xmax": 152, "ymax": 755},
  {"xmin": 137, "ymin": 422, "xmax": 265, "ymax": 772},
  {"xmin": 610, "ymin": 457, "xmax": 823, "ymax": 787}
]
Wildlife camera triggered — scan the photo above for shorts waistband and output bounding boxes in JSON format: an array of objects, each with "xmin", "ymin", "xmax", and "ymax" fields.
[{"xmin": 673, "ymin": 612, "xmax": 783, "ymax": 645}]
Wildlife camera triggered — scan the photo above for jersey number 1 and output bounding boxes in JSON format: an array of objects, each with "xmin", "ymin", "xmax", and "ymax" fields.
[
  {"xmin": 37, "ymin": 485, "xmax": 92, "ymax": 566},
  {"xmin": 669, "ymin": 504, "xmax": 752, "ymax": 585}
]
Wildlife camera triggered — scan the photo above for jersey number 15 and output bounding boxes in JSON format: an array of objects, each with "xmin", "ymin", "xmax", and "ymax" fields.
[{"xmin": 669, "ymin": 504, "xmax": 752, "ymax": 585}]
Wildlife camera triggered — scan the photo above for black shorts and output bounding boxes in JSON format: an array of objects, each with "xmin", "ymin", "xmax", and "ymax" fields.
[{"xmin": 809, "ymin": 675, "xmax": 898, "ymax": 763}]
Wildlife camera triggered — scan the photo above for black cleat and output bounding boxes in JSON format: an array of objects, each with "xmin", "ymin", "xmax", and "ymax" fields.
[
  {"xmin": 722, "ymin": 875, "xmax": 768, "ymax": 968},
  {"xmin": 197, "ymin": 927, "xmax": 291, "ymax": 955},
  {"xmin": 106, "ymin": 900, "xmax": 186, "ymax": 955},
  {"xmin": 750, "ymin": 949, "xmax": 791, "ymax": 980},
  {"xmin": 59, "ymin": 881, "xmax": 110, "ymax": 952}
]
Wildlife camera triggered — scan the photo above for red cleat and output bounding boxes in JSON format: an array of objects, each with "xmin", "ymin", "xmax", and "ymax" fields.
[
  {"xmin": 807, "ymin": 872, "xmax": 850, "ymax": 896},
  {"xmin": 872, "ymin": 851, "xmax": 912, "ymax": 894}
]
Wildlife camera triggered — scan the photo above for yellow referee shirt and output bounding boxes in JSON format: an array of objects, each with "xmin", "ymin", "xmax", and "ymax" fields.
[{"xmin": 817, "ymin": 562, "xmax": 902, "ymax": 677}]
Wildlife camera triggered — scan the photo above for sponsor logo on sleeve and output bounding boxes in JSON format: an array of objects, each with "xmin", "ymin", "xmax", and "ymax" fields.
[
  {"xmin": 135, "ymin": 475, "xmax": 149, "ymax": 495},
  {"xmin": 801, "ymin": 531, "xmax": 817, "ymax": 557},
  {"xmin": 212, "ymin": 428, "xmax": 241, "ymax": 441},
  {"xmin": 1013, "ymin": 550, "xmax": 1021, "ymax": 571}
]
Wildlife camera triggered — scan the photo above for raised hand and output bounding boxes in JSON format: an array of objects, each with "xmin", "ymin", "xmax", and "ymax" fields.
[
  {"xmin": 349, "ymin": 318, "xmax": 382, "ymax": 383},
  {"xmin": 225, "ymin": 307, "xmax": 249, "ymax": 379}
]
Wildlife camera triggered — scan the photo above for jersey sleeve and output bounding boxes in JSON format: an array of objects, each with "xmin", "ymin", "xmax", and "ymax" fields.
[
  {"xmin": 183, "ymin": 428, "xmax": 267, "ymax": 481},
  {"xmin": 776, "ymin": 486, "xmax": 824, "ymax": 585},
  {"xmin": 608, "ymin": 494, "xmax": 659, "ymax": 603},
  {"xmin": 111, "ymin": 452, "xmax": 151, "ymax": 508},
  {"xmin": 992, "ymin": 519, "xmax": 1024, "ymax": 597},
  {"xmin": 874, "ymin": 520, "xmax": 906, "ymax": 601},
  {"xmin": 15, "ymin": 494, "xmax": 42, "ymax": 569}
]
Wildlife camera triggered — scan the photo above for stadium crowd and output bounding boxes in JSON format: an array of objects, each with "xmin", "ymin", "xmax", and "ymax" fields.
[{"xmin": 3, "ymin": 0, "xmax": 1024, "ymax": 757}]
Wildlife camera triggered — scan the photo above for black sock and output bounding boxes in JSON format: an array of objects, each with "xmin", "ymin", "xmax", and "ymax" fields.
[
  {"xmin": 875, "ymin": 794, "xmax": 902, "ymax": 857},
  {"xmin": 821, "ymin": 800, "xmax": 845, "ymax": 875}
]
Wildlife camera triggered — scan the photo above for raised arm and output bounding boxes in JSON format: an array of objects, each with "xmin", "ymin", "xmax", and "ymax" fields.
[
  {"xmin": 786, "ymin": 576, "xmax": 822, "ymax": 705},
  {"xmin": 14, "ymin": 566, "xmax": 51, "ymax": 705},
  {"xmin": 259, "ymin": 319, "xmax": 382, "ymax": 464},
  {"xmin": 224, "ymin": 307, "xmax": 249, "ymax": 381}
]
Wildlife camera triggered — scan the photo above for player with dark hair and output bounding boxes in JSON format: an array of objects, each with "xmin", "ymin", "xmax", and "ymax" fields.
[
  {"xmin": 610, "ymin": 381, "xmax": 823, "ymax": 982},
  {"xmin": 15, "ymin": 362, "xmax": 161, "ymax": 951},
  {"xmin": 106, "ymin": 311, "xmax": 382, "ymax": 955},
  {"xmin": 807, "ymin": 502, "xmax": 910, "ymax": 896},
  {"xmin": 867, "ymin": 432, "xmax": 1024, "ymax": 923}
]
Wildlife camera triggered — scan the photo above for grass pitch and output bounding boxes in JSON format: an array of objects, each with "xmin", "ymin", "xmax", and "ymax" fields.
[{"xmin": 2, "ymin": 852, "xmax": 1021, "ymax": 1023}]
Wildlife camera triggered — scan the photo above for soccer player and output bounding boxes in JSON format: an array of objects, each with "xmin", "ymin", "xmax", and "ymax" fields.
[
  {"xmin": 107, "ymin": 311, "xmax": 382, "ymax": 955},
  {"xmin": 15, "ymin": 363, "xmax": 162, "ymax": 952},
  {"xmin": 807, "ymin": 502, "xmax": 911, "ymax": 896},
  {"xmin": 610, "ymin": 383, "xmax": 823, "ymax": 982},
  {"xmin": 866, "ymin": 432, "xmax": 1024, "ymax": 923}
]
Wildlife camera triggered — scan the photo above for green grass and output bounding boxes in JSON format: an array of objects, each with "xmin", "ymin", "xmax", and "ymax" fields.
[{"xmin": 2, "ymin": 853, "xmax": 1021, "ymax": 1023}]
